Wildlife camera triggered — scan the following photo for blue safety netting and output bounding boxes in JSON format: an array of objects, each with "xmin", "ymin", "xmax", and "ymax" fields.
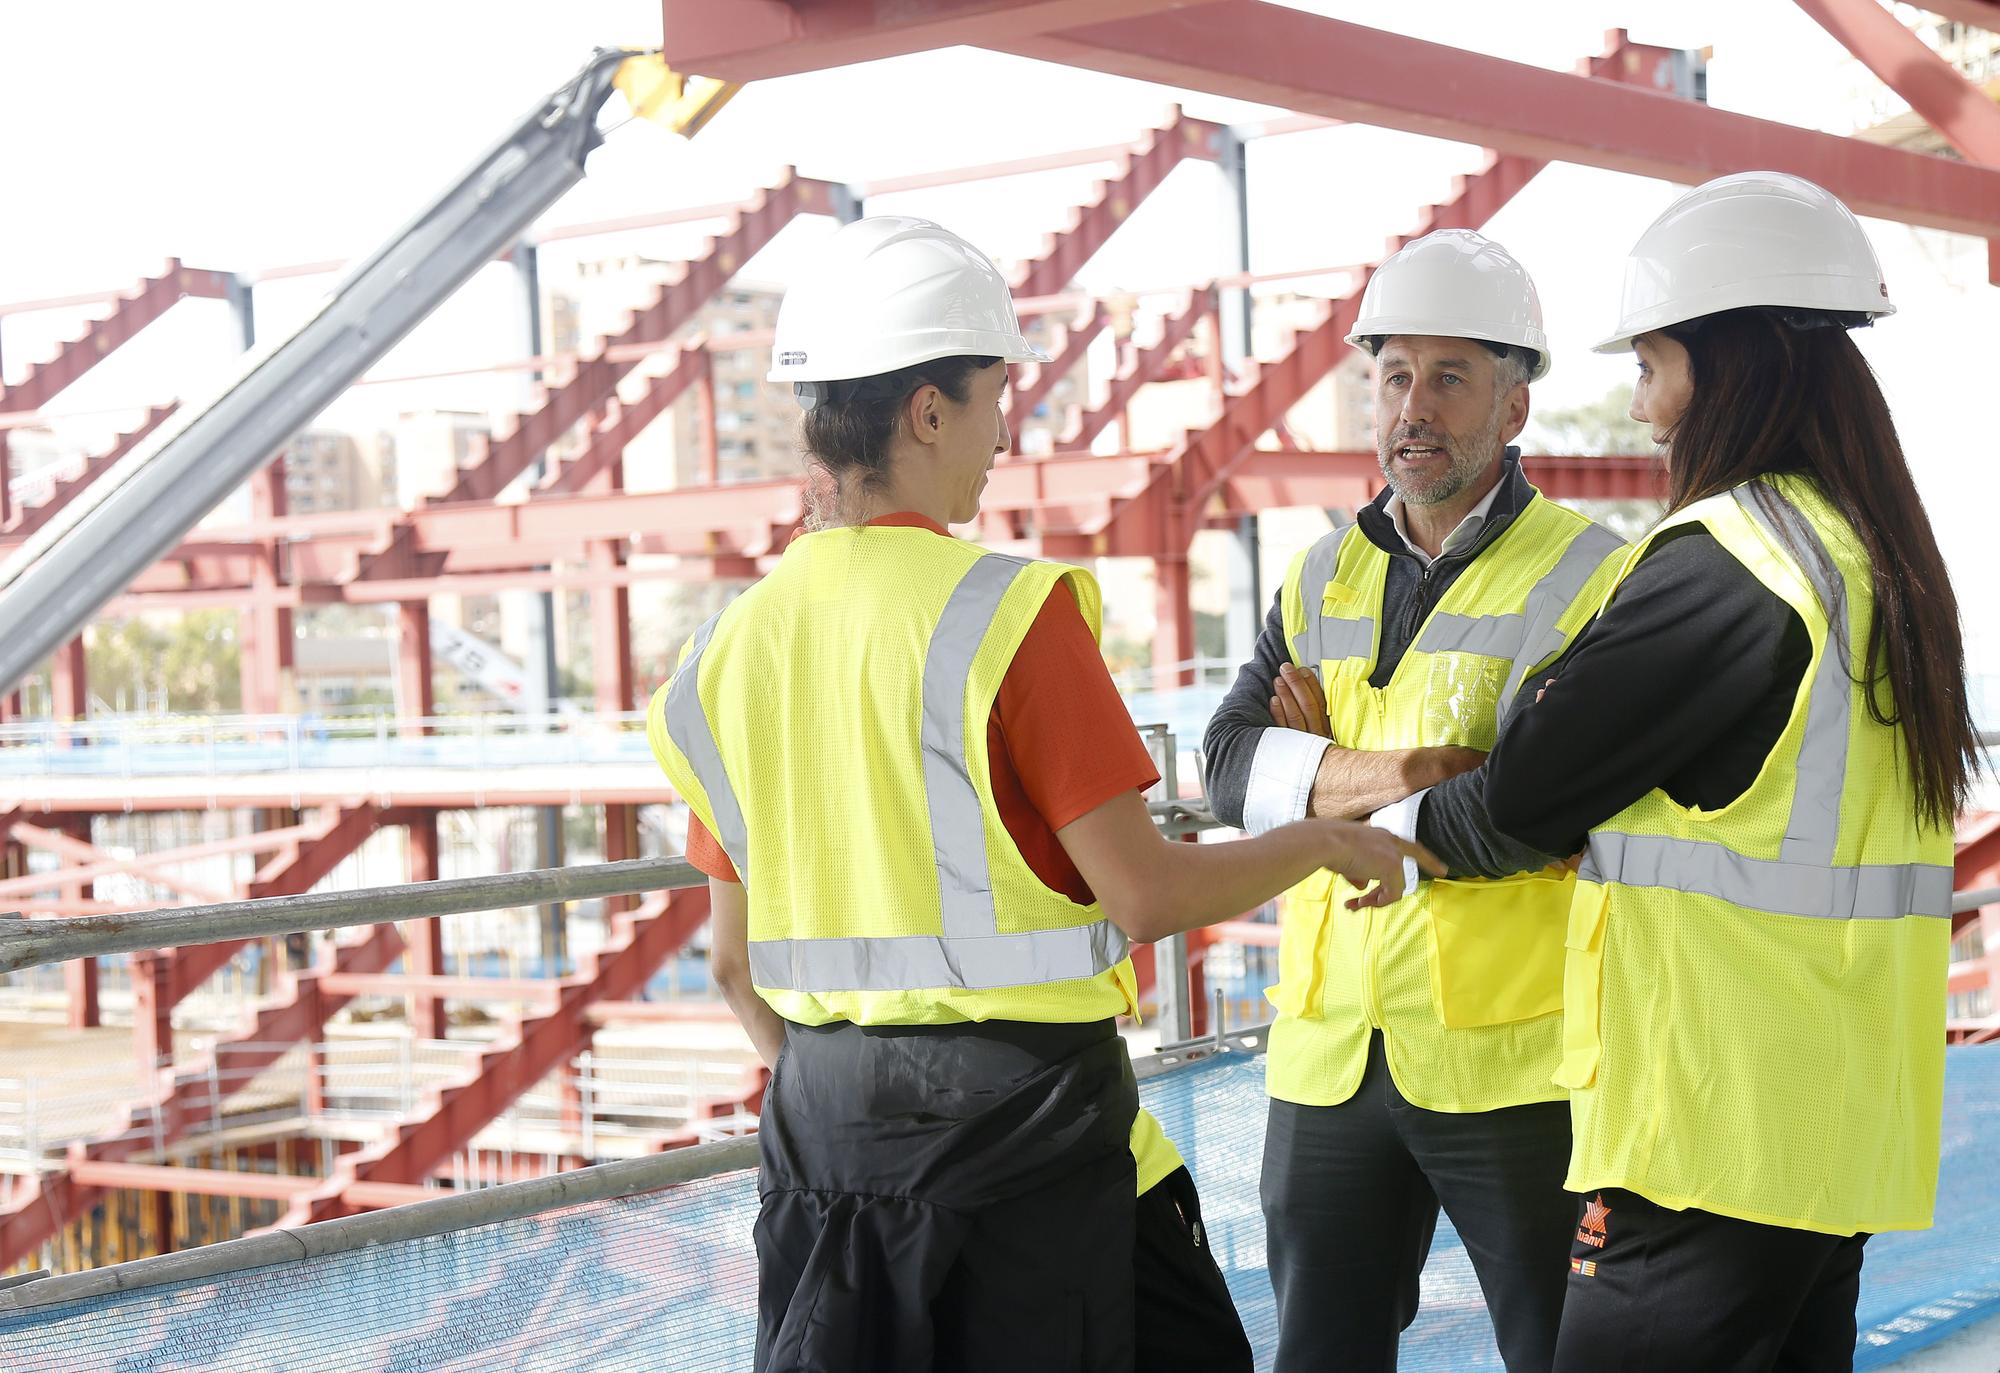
[{"xmin": 3, "ymin": 1047, "xmax": 1995, "ymax": 1371}]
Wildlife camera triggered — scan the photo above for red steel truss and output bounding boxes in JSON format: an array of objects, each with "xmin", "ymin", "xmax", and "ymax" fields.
[
  {"xmin": 4, "ymin": 0, "xmax": 1998, "ymax": 1262},
  {"xmin": 277, "ymin": 886, "xmax": 712, "ymax": 1225}
]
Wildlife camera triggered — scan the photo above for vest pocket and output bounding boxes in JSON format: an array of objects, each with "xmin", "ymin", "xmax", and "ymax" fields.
[
  {"xmin": 1553, "ymin": 883, "xmax": 1611, "ymax": 1090},
  {"xmin": 1425, "ymin": 869, "xmax": 1570, "ymax": 1029},
  {"xmin": 1267, "ymin": 870, "xmax": 1337, "ymax": 1020},
  {"xmin": 1420, "ymin": 653, "xmax": 1505, "ymax": 750}
]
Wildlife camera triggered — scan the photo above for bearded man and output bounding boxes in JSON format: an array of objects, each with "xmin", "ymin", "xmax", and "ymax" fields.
[{"xmin": 1201, "ymin": 231, "xmax": 1628, "ymax": 1373}]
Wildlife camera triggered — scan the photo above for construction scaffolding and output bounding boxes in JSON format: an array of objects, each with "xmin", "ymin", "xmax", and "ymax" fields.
[{"xmin": 0, "ymin": 6, "xmax": 1995, "ymax": 1346}]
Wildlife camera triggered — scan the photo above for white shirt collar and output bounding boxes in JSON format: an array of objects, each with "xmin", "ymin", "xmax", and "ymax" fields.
[{"xmin": 1384, "ymin": 472, "xmax": 1506, "ymax": 568}]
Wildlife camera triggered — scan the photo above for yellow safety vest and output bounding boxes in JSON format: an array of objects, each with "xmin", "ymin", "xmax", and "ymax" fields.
[
  {"xmin": 648, "ymin": 525, "xmax": 1178, "ymax": 1191},
  {"xmin": 648, "ymin": 523, "xmax": 1138, "ymax": 1027},
  {"xmin": 1556, "ymin": 475, "xmax": 1951, "ymax": 1236},
  {"xmin": 1267, "ymin": 492, "xmax": 1627, "ymax": 1111}
]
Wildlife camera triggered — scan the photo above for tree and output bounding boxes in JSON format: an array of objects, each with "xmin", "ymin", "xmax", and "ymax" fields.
[
  {"xmin": 85, "ymin": 612, "xmax": 242, "ymax": 715},
  {"xmin": 1526, "ymin": 388, "xmax": 1663, "ymax": 540},
  {"xmin": 1525, "ymin": 389, "xmax": 1655, "ymax": 457}
]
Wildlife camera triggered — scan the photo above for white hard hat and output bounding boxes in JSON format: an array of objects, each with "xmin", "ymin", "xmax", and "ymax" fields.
[
  {"xmin": 1346, "ymin": 229, "xmax": 1552, "ymax": 381},
  {"xmin": 1593, "ymin": 171, "xmax": 1894, "ymax": 353},
  {"xmin": 768, "ymin": 216, "xmax": 1049, "ymax": 385}
]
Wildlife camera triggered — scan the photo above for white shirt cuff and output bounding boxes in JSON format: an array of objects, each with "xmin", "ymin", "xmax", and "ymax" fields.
[
  {"xmin": 1242, "ymin": 728, "xmax": 1333, "ymax": 835},
  {"xmin": 1368, "ymin": 788, "xmax": 1431, "ymax": 893}
]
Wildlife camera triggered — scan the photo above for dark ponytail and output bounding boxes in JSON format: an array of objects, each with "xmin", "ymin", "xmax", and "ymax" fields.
[{"xmin": 799, "ymin": 355, "xmax": 999, "ymax": 528}]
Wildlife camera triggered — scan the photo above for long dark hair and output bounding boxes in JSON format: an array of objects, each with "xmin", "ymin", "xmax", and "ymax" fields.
[
  {"xmin": 1659, "ymin": 307, "xmax": 1976, "ymax": 826},
  {"xmin": 798, "ymin": 355, "xmax": 999, "ymax": 528}
]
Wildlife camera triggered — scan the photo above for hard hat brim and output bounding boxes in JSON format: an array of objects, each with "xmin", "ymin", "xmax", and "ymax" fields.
[
  {"xmin": 1344, "ymin": 322, "xmax": 1551, "ymax": 382},
  {"xmin": 1591, "ymin": 282, "xmax": 1896, "ymax": 355}
]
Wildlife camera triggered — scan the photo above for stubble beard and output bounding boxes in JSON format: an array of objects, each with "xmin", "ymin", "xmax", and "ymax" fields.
[{"xmin": 1376, "ymin": 399, "xmax": 1506, "ymax": 507}]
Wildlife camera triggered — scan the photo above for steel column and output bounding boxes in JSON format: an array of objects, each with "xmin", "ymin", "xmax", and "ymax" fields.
[
  {"xmin": 58, "ymin": 816, "xmax": 100, "ymax": 1030},
  {"xmin": 394, "ymin": 602, "xmax": 434, "ymax": 735},
  {"xmin": 1154, "ymin": 554, "xmax": 1195, "ymax": 686},
  {"xmin": 404, "ymin": 811, "xmax": 447, "ymax": 1041},
  {"xmin": 131, "ymin": 952, "xmax": 175, "ymax": 1079},
  {"xmin": 240, "ymin": 456, "xmax": 293, "ymax": 716},
  {"xmin": 49, "ymin": 636, "xmax": 87, "ymax": 739}
]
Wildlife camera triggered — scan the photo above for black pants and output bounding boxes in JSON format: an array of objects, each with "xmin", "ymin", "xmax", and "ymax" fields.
[
  {"xmin": 1136, "ymin": 1166, "xmax": 1253, "ymax": 1373},
  {"xmin": 1553, "ymin": 1188, "xmax": 1868, "ymax": 1373},
  {"xmin": 755, "ymin": 1018, "xmax": 1137, "ymax": 1373},
  {"xmin": 1261, "ymin": 1032, "xmax": 1575, "ymax": 1372}
]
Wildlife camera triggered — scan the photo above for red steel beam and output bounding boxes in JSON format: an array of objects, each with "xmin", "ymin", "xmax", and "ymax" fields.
[
  {"xmin": 1038, "ymin": 147, "xmax": 1549, "ymax": 560},
  {"xmin": 94, "ymin": 443, "xmax": 1661, "ymax": 605},
  {"xmin": 165, "ymin": 803, "xmax": 389, "ymax": 1006},
  {"xmin": 1212, "ymin": 451, "xmax": 1664, "ymax": 516},
  {"xmin": 1011, "ymin": 110, "xmax": 1228, "ymax": 301},
  {"xmin": 1063, "ymin": 287, "xmax": 1215, "ymax": 449},
  {"xmin": 0, "ymin": 920, "xmax": 409, "ymax": 1269},
  {"xmin": 410, "ymin": 175, "xmax": 838, "ymax": 512},
  {"xmin": 1005, "ymin": 301, "xmax": 1110, "ymax": 443},
  {"xmin": 0, "ymin": 262, "xmax": 231, "ymax": 416},
  {"xmin": 4, "ymin": 821, "xmax": 229, "ymax": 905},
  {"xmin": 1797, "ymin": 0, "xmax": 2000, "ymax": 163},
  {"xmin": 3, "ymin": 403, "xmax": 177, "ymax": 540},
  {"xmin": 67, "ymin": 1159, "xmax": 314, "ymax": 1203},
  {"xmin": 280, "ymin": 886, "xmax": 713, "ymax": 1222},
  {"xmin": 536, "ymin": 343, "xmax": 710, "ymax": 498},
  {"xmin": 1919, "ymin": 2, "xmax": 2000, "ymax": 29},
  {"xmin": 63, "ymin": 1159, "xmax": 432, "ymax": 1208},
  {"xmin": 319, "ymin": 972, "xmax": 560, "ymax": 1001},
  {"xmin": 996, "ymin": 6, "xmax": 2000, "ymax": 240},
  {"xmin": 656, "ymin": 0, "xmax": 1182, "ymax": 80},
  {"xmin": 1, "ymin": 818, "xmax": 322, "ymax": 897}
]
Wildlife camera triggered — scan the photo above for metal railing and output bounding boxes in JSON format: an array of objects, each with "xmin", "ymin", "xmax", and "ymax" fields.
[
  {"xmin": 0, "ymin": 1024, "xmax": 1272, "ymax": 1314},
  {"xmin": 0, "ymin": 795, "xmax": 1221, "ymax": 975},
  {"xmin": 0, "ymin": 1035, "xmax": 764, "ymax": 1170},
  {"xmin": 0, "ymin": 669, "xmax": 1240, "ymax": 783},
  {"xmin": 0, "ymin": 708, "xmax": 656, "ymax": 780}
]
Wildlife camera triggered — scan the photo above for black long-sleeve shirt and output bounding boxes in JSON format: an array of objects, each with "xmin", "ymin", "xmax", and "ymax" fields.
[
  {"xmin": 1435, "ymin": 525, "xmax": 1810, "ymax": 865},
  {"xmin": 1202, "ymin": 461, "xmax": 1809, "ymax": 877}
]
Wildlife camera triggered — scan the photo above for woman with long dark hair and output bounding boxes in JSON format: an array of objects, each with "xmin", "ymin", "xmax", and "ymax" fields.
[{"xmin": 1416, "ymin": 171, "xmax": 1976, "ymax": 1370}]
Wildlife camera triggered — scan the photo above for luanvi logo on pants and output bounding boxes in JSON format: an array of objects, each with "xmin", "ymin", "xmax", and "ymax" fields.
[{"xmin": 1576, "ymin": 1194, "xmax": 1611, "ymax": 1250}]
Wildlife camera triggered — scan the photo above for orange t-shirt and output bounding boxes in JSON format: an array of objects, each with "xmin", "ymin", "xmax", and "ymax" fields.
[{"xmin": 682, "ymin": 514, "xmax": 1159, "ymax": 903}]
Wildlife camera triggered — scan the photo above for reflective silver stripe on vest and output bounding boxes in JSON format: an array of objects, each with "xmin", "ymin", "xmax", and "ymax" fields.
[
  {"xmin": 1733, "ymin": 486, "xmax": 1851, "ymax": 866},
  {"xmin": 923, "ymin": 554, "xmax": 1030, "ymax": 941},
  {"xmin": 1497, "ymin": 522, "xmax": 1627, "ymax": 725},
  {"xmin": 662, "ymin": 611, "xmax": 749, "ymax": 883},
  {"xmin": 1291, "ymin": 525, "xmax": 1372, "ymax": 665},
  {"xmin": 1579, "ymin": 831, "xmax": 1952, "ymax": 921},
  {"xmin": 1417, "ymin": 610, "xmax": 1526, "ymax": 660},
  {"xmin": 749, "ymin": 920, "xmax": 1128, "ymax": 994},
  {"xmin": 1583, "ymin": 485, "xmax": 1934, "ymax": 921},
  {"xmin": 751, "ymin": 553, "xmax": 1128, "ymax": 994},
  {"xmin": 1401, "ymin": 518, "xmax": 1622, "ymax": 718}
]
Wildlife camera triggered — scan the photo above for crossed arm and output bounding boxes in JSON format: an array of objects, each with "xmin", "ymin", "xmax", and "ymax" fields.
[{"xmin": 1267, "ymin": 662, "xmax": 1485, "ymax": 818}]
